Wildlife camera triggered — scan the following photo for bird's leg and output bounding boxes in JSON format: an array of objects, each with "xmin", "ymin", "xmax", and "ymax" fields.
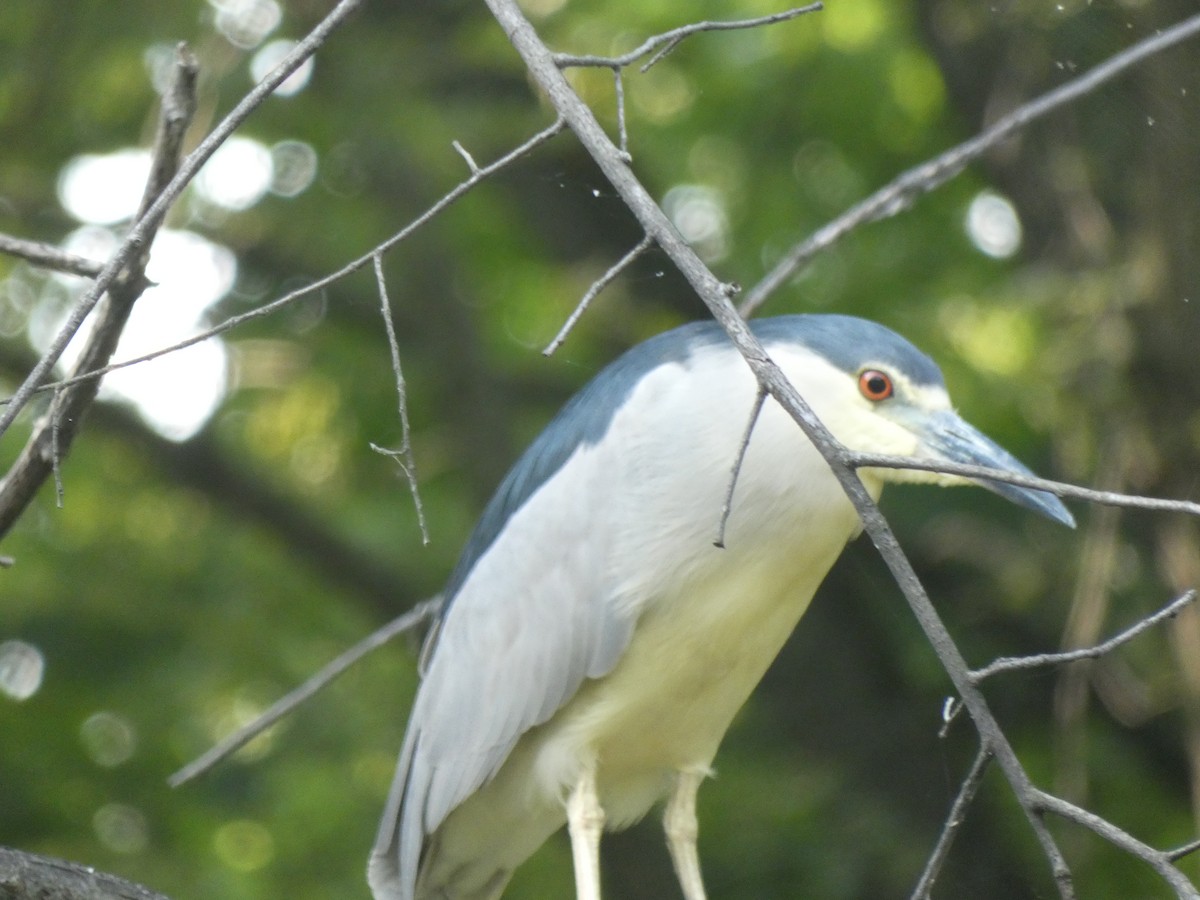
[
  {"xmin": 664, "ymin": 768, "xmax": 708, "ymax": 900},
  {"xmin": 566, "ymin": 767, "xmax": 605, "ymax": 900}
]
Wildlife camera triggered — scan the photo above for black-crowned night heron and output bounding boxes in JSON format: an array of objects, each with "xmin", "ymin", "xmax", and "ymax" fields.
[{"xmin": 368, "ymin": 314, "xmax": 1073, "ymax": 900}]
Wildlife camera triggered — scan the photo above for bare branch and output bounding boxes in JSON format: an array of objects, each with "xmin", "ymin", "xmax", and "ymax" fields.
[
  {"xmin": 480, "ymin": 1, "xmax": 1080, "ymax": 889},
  {"xmin": 49, "ymin": 388, "xmax": 64, "ymax": 508},
  {"xmin": 739, "ymin": 12, "xmax": 1200, "ymax": 315},
  {"xmin": 1033, "ymin": 790, "xmax": 1200, "ymax": 898},
  {"xmin": 1169, "ymin": 839, "xmax": 1200, "ymax": 864},
  {"xmin": 0, "ymin": 234, "xmax": 105, "ymax": 278},
  {"xmin": 452, "ymin": 139, "xmax": 480, "ymax": 175},
  {"xmin": 132, "ymin": 43, "xmax": 201, "ymax": 225},
  {"xmin": 846, "ymin": 451, "xmax": 1200, "ymax": 518},
  {"xmin": 0, "ymin": 0, "xmax": 366, "ymax": 441},
  {"xmin": 910, "ymin": 746, "xmax": 992, "ymax": 900},
  {"xmin": 612, "ymin": 68, "xmax": 630, "ymax": 157},
  {"xmin": 971, "ymin": 591, "xmax": 1197, "ymax": 683},
  {"xmin": 170, "ymin": 596, "xmax": 442, "ymax": 787},
  {"xmin": 0, "ymin": 43, "xmax": 199, "ymax": 539},
  {"xmin": 543, "ymin": 233, "xmax": 653, "ymax": 355},
  {"xmin": 552, "ymin": 4, "xmax": 823, "ymax": 71},
  {"xmin": 714, "ymin": 385, "xmax": 767, "ymax": 549},
  {"xmin": 370, "ymin": 253, "xmax": 429, "ymax": 545},
  {"xmin": 0, "ymin": 117, "xmax": 566, "ymax": 410}
]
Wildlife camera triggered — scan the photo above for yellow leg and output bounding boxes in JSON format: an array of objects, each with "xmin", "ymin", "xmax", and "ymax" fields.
[
  {"xmin": 664, "ymin": 769, "xmax": 708, "ymax": 900},
  {"xmin": 567, "ymin": 768, "xmax": 605, "ymax": 900}
]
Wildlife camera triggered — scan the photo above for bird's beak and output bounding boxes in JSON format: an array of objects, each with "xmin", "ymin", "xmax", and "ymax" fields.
[{"xmin": 915, "ymin": 410, "xmax": 1076, "ymax": 528}]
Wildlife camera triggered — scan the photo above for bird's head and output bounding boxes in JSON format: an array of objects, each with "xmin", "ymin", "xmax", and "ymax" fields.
[{"xmin": 762, "ymin": 315, "xmax": 1075, "ymax": 528}]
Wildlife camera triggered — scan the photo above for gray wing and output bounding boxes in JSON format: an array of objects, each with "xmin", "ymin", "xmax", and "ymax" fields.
[
  {"xmin": 367, "ymin": 347, "xmax": 677, "ymax": 900},
  {"xmin": 369, "ymin": 440, "xmax": 636, "ymax": 899},
  {"xmin": 368, "ymin": 320, "xmax": 741, "ymax": 900}
]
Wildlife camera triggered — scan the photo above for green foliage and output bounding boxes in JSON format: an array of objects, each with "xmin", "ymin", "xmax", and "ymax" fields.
[{"xmin": 2, "ymin": 0, "xmax": 1199, "ymax": 897}]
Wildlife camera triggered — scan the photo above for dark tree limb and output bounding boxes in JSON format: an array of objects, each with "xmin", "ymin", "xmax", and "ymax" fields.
[
  {"xmin": 0, "ymin": 0, "xmax": 366, "ymax": 441},
  {"xmin": 0, "ymin": 44, "xmax": 198, "ymax": 539},
  {"xmin": 0, "ymin": 846, "xmax": 170, "ymax": 900}
]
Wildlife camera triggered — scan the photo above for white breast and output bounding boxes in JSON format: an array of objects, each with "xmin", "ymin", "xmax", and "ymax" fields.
[{"xmin": 531, "ymin": 342, "xmax": 871, "ymax": 821}]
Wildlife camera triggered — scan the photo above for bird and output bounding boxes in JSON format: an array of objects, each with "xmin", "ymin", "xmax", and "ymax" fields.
[{"xmin": 367, "ymin": 313, "xmax": 1074, "ymax": 900}]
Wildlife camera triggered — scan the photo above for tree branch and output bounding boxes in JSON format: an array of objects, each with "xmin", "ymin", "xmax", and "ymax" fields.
[
  {"xmin": 552, "ymin": 4, "xmax": 822, "ymax": 72},
  {"xmin": 0, "ymin": 43, "xmax": 198, "ymax": 539},
  {"xmin": 543, "ymin": 233, "xmax": 653, "ymax": 355},
  {"xmin": 714, "ymin": 384, "xmax": 767, "ymax": 549},
  {"xmin": 0, "ymin": 234, "xmax": 105, "ymax": 278},
  {"xmin": 1032, "ymin": 791, "xmax": 1200, "ymax": 897},
  {"xmin": 846, "ymin": 451, "xmax": 1200, "ymax": 518},
  {"xmin": 972, "ymin": 591, "xmax": 1197, "ymax": 683},
  {"xmin": 738, "ymin": 11, "xmax": 1200, "ymax": 316},
  {"xmin": 0, "ymin": 0, "xmax": 366, "ymax": 441},
  {"xmin": 910, "ymin": 746, "xmax": 992, "ymax": 900},
  {"xmin": 0, "ymin": 118, "xmax": 566, "ymax": 413},
  {"xmin": 169, "ymin": 596, "xmax": 441, "ymax": 787},
  {"xmin": 0, "ymin": 845, "xmax": 170, "ymax": 900},
  {"xmin": 370, "ymin": 254, "xmax": 429, "ymax": 545}
]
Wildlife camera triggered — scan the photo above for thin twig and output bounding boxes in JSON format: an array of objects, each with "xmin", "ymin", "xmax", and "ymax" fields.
[
  {"xmin": 0, "ymin": 118, "xmax": 567, "ymax": 409},
  {"xmin": 371, "ymin": 253, "xmax": 429, "ymax": 545},
  {"xmin": 552, "ymin": 4, "xmax": 823, "ymax": 71},
  {"xmin": 910, "ymin": 746, "xmax": 992, "ymax": 900},
  {"xmin": 49, "ymin": 388, "xmax": 64, "ymax": 508},
  {"xmin": 739, "ymin": 11, "xmax": 1200, "ymax": 316},
  {"xmin": 543, "ymin": 233, "xmax": 653, "ymax": 355},
  {"xmin": 452, "ymin": 140, "xmax": 480, "ymax": 174},
  {"xmin": 847, "ymin": 451, "xmax": 1200, "ymax": 518},
  {"xmin": 169, "ymin": 596, "xmax": 442, "ymax": 787},
  {"xmin": 714, "ymin": 385, "xmax": 767, "ymax": 548},
  {"xmin": 1168, "ymin": 839, "xmax": 1200, "ymax": 864},
  {"xmin": 642, "ymin": 36, "xmax": 685, "ymax": 72},
  {"xmin": 0, "ymin": 234, "xmax": 105, "ymax": 278},
  {"xmin": 0, "ymin": 0, "xmax": 366, "ymax": 441},
  {"xmin": 613, "ymin": 68, "xmax": 629, "ymax": 157},
  {"xmin": 971, "ymin": 591, "xmax": 1197, "ymax": 683}
]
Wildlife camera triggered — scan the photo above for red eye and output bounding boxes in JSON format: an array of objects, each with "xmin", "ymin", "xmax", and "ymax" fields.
[{"xmin": 858, "ymin": 369, "xmax": 893, "ymax": 401}]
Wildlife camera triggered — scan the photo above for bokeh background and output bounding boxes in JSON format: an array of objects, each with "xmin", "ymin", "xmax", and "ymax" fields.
[{"xmin": 2, "ymin": 0, "xmax": 1199, "ymax": 897}]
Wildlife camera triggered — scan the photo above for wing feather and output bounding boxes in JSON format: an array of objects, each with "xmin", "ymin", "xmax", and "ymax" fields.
[
  {"xmin": 369, "ymin": 438, "xmax": 638, "ymax": 899},
  {"xmin": 369, "ymin": 321, "xmax": 736, "ymax": 900}
]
